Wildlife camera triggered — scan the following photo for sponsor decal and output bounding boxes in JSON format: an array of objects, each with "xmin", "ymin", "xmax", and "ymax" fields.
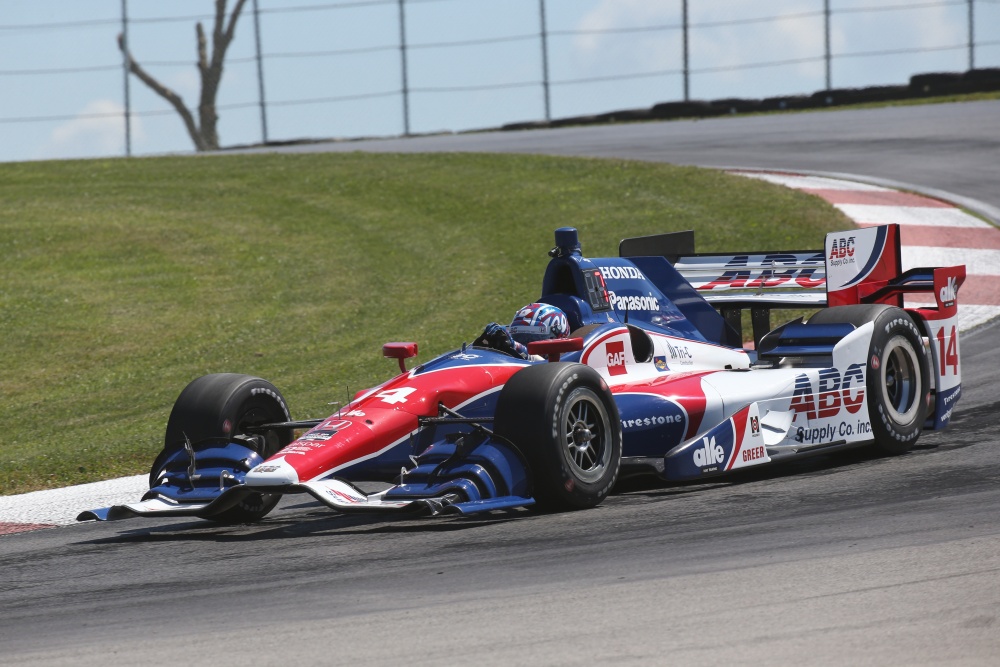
[
  {"xmin": 598, "ymin": 265, "xmax": 647, "ymax": 281},
  {"xmin": 665, "ymin": 339, "xmax": 693, "ymax": 365},
  {"xmin": 606, "ymin": 341, "xmax": 627, "ymax": 376},
  {"xmin": 741, "ymin": 445, "xmax": 766, "ymax": 463},
  {"xmin": 700, "ymin": 253, "xmax": 825, "ymax": 290},
  {"xmin": 828, "ymin": 236, "xmax": 856, "ymax": 260},
  {"xmin": 794, "ymin": 419, "xmax": 872, "ymax": 443},
  {"xmin": 299, "ymin": 419, "xmax": 352, "ymax": 442},
  {"xmin": 343, "ymin": 409, "xmax": 366, "ymax": 417},
  {"xmin": 325, "ymin": 487, "xmax": 364, "ymax": 503},
  {"xmin": 452, "ymin": 353, "xmax": 481, "ymax": 361},
  {"xmin": 252, "ymin": 465, "xmax": 281, "ymax": 473},
  {"xmin": 622, "ymin": 414, "xmax": 684, "ymax": 430},
  {"xmin": 790, "ymin": 364, "xmax": 865, "ymax": 420},
  {"xmin": 607, "ymin": 290, "xmax": 661, "ymax": 312},
  {"xmin": 653, "ymin": 355, "xmax": 669, "ymax": 372},
  {"xmin": 939, "ymin": 275, "xmax": 958, "ymax": 304},
  {"xmin": 750, "ymin": 415, "xmax": 760, "ymax": 434},
  {"xmin": 692, "ymin": 436, "xmax": 724, "ymax": 468}
]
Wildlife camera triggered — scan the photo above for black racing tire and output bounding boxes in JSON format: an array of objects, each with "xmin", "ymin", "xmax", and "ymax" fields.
[
  {"xmin": 494, "ymin": 363, "xmax": 621, "ymax": 510},
  {"xmin": 151, "ymin": 373, "xmax": 294, "ymax": 523},
  {"xmin": 809, "ymin": 305, "xmax": 930, "ymax": 454}
]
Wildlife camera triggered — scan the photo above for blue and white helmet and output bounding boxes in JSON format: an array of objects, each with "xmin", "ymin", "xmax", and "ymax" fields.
[{"xmin": 509, "ymin": 303, "xmax": 571, "ymax": 345}]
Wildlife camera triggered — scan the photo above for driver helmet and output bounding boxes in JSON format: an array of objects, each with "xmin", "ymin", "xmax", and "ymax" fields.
[{"xmin": 509, "ymin": 303, "xmax": 570, "ymax": 345}]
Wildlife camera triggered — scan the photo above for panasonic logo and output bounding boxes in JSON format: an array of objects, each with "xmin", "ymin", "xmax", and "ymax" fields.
[{"xmin": 608, "ymin": 291, "xmax": 660, "ymax": 312}]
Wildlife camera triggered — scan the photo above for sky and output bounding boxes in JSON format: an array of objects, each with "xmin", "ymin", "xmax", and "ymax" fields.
[{"xmin": 1, "ymin": 0, "xmax": 997, "ymax": 162}]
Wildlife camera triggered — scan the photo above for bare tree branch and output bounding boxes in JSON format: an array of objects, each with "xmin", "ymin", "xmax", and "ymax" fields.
[
  {"xmin": 117, "ymin": 33, "xmax": 206, "ymax": 151},
  {"xmin": 118, "ymin": 0, "xmax": 248, "ymax": 152}
]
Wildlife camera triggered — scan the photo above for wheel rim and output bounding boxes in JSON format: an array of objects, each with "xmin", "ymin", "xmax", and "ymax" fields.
[
  {"xmin": 561, "ymin": 389, "xmax": 612, "ymax": 483},
  {"xmin": 881, "ymin": 335, "xmax": 921, "ymax": 423}
]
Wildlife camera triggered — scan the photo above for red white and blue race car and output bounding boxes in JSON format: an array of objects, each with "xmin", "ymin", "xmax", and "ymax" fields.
[{"xmin": 80, "ymin": 224, "xmax": 965, "ymax": 524}]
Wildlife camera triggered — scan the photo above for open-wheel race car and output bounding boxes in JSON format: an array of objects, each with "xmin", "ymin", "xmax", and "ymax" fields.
[{"xmin": 80, "ymin": 223, "xmax": 965, "ymax": 524}]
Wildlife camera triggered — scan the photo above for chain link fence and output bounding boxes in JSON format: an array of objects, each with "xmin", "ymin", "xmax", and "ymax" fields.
[{"xmin": 1, "ymin": 0, "xmax": 998, "ymax": 160}]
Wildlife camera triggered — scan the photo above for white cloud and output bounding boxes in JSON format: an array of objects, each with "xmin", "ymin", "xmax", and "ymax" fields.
[
  {"xmin": 38, "ymin": 99, "xmax": 145, "ymax": 160},
  {"xmin": 569, "ymin": 0, "xmax": 970, "ymax": 99}
]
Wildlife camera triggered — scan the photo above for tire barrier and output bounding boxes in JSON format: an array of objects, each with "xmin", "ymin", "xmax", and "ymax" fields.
[{"xmin": 502, "ymin": 68, "xmax": 1000, "ymax": 131}]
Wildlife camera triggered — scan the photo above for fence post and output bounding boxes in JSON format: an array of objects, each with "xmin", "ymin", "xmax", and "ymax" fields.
[
  {"xmin": 539, "ymin": 0, "xmax": 551, "ymax": 121},
  {"xmin": 824, "ymin": 0, "xmax": 831, "ymax": 90},
  {"xmin": 121, "ymin": 0, "xmax": 131, "ymax": 157},
  {"xmin": 398, "ymin": 0, "xmax": 410, "ymax": 136},
  {"xmin": 968, "ymin": 0, "xmax": 975, "ymax": 70},
  {"xmin": 252, "ymin": 0, "xmax": 269, "ymax": 144},
  {"xmin": 682, "ymin": 0, "xmax": 689, "ymax": 101}
]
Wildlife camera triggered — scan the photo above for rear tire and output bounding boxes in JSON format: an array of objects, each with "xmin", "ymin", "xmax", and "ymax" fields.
[
  {"xmin": 494, "ymin": 363, "xmax": 621, "ymax": 510},
  {"xmin": 152, "ymin": 373, "xmax": 293, "ymax": 523},
  {"xmin": 809, "ymin": 305, "xmax": 930, "ymax": 454}
]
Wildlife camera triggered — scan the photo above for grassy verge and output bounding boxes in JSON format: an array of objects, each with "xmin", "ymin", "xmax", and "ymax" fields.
[{"xmin": 0, "ymin": 152, "xmax": 850, "ymax": 493}]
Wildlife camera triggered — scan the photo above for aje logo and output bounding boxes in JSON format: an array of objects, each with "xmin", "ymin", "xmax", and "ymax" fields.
[
  {"xmin": 692, "ymin": 436, "xmax": 724, "ymax": 468},
  {"xmin": 606, "ymin": 341, "xmax": 627, "ymax": 376},
  {"xmin": 940, "ymin": 275, "xmax": 958, "ymax": 304}
]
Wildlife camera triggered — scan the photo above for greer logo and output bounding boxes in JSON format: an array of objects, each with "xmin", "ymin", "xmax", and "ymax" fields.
[
  {"xmin": 790, "ymin": 364, "xmax": 865, "ymax": 420},
  {"xmin": 939, "ymin": 275, "xmax": 958, "ymax": 303},
  {"xmin": 829, "ymin": 237, "xmax": 855, "ymax": 260},
  {"xmin": 692, "ymin": 436, "xmax": 724, "ymax": 468},
  {"xmin": 606, "ymin": 341, "xmax": 627, "ymax": 376}
]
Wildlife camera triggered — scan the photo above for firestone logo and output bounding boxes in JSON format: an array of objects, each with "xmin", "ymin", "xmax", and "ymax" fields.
[{"xmin": 692, "ymin": 436, "xmax": 724, "ymax": 468}]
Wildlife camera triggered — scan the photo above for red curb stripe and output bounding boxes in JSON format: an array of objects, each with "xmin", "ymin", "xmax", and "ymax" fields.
[
  {"xmin": 904, "ymin": 275, "xmax": 1000, "ymax": 306},
  {"xmin": 804, "ymin": 189, "xmax": 954, "ymax": 208},
  {"xmin": 0, "ymin": 522, "xmax": 55, "ymax": 536},
  {"xmin": 856, "ymin": 223, "xmax": 1000, "ymax": 250}
]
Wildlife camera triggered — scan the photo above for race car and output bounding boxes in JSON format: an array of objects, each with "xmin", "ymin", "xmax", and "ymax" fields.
[{"xmin": 79, "ymin": 223, "xmax": 965, "ymax": 524}]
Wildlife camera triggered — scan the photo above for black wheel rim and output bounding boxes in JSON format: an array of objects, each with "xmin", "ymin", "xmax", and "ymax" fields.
[
  {"xmin": 561, "ymin": 388, "xmax": 612, "ymax": 483},
  {"xmin": 882, "ymin": 335, "xmax": 921, "ymax": 423}
]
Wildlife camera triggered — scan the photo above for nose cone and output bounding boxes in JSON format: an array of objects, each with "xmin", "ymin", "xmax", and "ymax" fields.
[{"xmin": 245, "ymin": 457, "xmax": 299, "ymax": 487}]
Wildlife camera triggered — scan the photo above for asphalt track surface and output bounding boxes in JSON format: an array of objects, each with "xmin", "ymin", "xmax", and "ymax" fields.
[{"xmin": 3, "ymin": 102, "xmax": 999, "ymax": 665}]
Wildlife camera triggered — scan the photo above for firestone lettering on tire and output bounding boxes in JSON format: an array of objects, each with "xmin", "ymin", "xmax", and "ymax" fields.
[{"xmin": 251, "ymin": 386, "xmax": 291, "ymax": 420}]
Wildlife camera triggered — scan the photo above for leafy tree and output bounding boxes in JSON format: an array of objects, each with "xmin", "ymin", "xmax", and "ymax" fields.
[{"xmin": 118, "ymin": 0, "xmax": 249, "ymax": 151}]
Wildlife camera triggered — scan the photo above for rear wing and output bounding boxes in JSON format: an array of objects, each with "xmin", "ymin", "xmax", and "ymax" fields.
[{"xmin": 620, "ymin": 224, "xmax": 965, "ymax": 348}]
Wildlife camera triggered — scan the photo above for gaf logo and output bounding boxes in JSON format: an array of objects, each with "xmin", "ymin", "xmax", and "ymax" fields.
[
  {"xmin": 940, "ymin": 275, "xmax": 958, "ymax": 303},
  {"xmin": 829, "ymin": 237, "xmax": 856, "ymax": 260},
  {"xmin": 606, "ymin": 341, "xmax": 627, "ymax": 376},
  {"xmin": 692, "ymin": 436, "xmax": 724, "ymax": 468}
]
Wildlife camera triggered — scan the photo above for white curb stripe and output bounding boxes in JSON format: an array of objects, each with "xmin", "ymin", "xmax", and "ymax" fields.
[
  {"xmin": 732, "ymin": 172, "xmax": 891, "ymax": 192},
  {"xmin": 902, "ymin": 246, "xmax": 1000, "ymax": 276},
  {"xmin": 835, "ymin": 204, "xmax": 991, "ymax": 228}
]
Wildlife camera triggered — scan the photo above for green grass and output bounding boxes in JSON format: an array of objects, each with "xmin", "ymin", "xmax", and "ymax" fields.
[{"xmin": 0, "ymin": 152, "xmax": 850, "ymax": 494}]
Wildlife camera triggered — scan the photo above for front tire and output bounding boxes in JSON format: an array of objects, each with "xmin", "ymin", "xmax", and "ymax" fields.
[
  {"xmin": 152, "ymin": 373, "xmax": 294, "ymax": 523},
  {"xmin": 494, "ymin": 363, "xmax": 621, "ymax": 510}
]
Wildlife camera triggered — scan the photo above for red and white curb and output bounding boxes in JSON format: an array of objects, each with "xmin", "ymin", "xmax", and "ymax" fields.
[
  {"xmin": 731, "ymin": 170, "xmax": 1000, "ymax": 332},
  {"xmin": 3, "ymin": 171, "xmax": 997, "ymax": 534}
]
